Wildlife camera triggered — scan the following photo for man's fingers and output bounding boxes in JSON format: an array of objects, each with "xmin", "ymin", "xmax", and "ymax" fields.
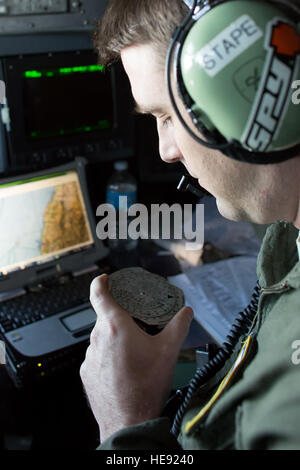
[
  {"xmin": 90, "ymin": 273, "xmax": 109, "ymax": 307},
  {"xmin": 90, "ymin": 273, "xmax": 125, "ymax": 317},
  {"xmin": 160, "ymin": 306, "xmax": 194, "ymax": 350},
  {"xmin": 89, "ymin": 273, "xmax": 140, "ymax": 339}
]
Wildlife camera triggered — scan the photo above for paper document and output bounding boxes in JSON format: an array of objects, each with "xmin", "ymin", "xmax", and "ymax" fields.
[{"xmin": 169, "ymin": 255, "xmax": 258, "ymax": 345}]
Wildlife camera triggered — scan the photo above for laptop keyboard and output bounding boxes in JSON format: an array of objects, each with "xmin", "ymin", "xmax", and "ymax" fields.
[{"xmin": 0, "ymin": 269, "xmax": 104, "ymax": 334}]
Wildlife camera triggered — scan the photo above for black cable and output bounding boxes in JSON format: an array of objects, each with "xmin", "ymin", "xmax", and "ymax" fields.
[{"xmin": 170, "ymin": 280, "xmax": 261, "ymax": 437}]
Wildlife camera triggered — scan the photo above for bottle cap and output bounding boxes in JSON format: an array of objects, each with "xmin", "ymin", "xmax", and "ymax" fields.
[{"xmin": 114, "ymin": 160, "xmax": 128, "ymax": 171}]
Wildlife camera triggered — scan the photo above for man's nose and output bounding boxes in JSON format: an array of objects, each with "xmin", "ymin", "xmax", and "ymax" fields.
[
  {"xmin": 160, "ymin": 145, "xmax": 182, "ymax": 164},
  {"xmin": 158, "ymin": 128, "xmax": 182, "ymax": 164}
]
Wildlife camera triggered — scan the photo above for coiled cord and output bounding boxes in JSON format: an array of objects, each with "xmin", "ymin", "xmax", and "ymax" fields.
[{"xmin": 171, "ymin": 280, "xmax": 261, "ymax": 437}]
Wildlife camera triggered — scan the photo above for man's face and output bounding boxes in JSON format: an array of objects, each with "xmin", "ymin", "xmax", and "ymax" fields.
[{"xmin": 121, "ymin": 43, "xmax": 294, "ymax": 225}]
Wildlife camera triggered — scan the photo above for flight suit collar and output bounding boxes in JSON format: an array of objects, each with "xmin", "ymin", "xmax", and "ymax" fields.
[{"xmin": 257, "ymin": 221, "xmax": 300, "ymax": 289}]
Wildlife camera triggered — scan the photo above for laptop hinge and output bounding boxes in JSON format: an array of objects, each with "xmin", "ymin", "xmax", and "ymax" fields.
[
  {"xmin": 72, "ymin": 264, "xmax": 99, "ymax": 278},
  {"xmin": 36, "ymin": 265, "xmax": 60, "ymax": 278},
  {"xmin": 0, "ymin": 287, "xmax": 26, "ymax": 303}
]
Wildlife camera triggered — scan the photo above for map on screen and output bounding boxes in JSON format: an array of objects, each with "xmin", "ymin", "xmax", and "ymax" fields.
[{"xmin": 0, "ymin": 171, "xmax": 93, "ymax": 275}]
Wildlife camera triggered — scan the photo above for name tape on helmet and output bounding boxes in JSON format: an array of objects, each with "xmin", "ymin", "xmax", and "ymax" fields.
[
  {"xmin": 242, "ymin": 19, "xmax": 300, "ymax": 152},
  {"xmin": 196, "ymin": 15, "xmax": 263, "ymax": 77}
]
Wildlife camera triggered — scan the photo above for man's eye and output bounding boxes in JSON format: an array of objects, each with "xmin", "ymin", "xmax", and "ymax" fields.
[{"xmin": 162, "ymin": 117, "xmax": 172, "ymax": 128}]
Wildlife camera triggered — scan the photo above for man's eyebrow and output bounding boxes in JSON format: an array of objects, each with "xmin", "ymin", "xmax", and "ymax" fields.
[{"xmin": 134, "ymin": 100, "xmax": 166, "ymax": 116}]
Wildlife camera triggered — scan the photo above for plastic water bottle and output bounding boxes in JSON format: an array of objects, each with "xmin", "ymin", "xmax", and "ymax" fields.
[{"xmin": 106, "ymin": 160, "xmax": 138, "ymax": 252}]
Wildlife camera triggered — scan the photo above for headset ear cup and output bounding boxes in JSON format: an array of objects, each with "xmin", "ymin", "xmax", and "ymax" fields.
[{"xmin": 177, "ymin": 0, "xmax": 300, "ymax": 162}]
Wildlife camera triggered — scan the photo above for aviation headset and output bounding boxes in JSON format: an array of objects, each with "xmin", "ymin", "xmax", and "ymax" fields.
[{"xmin": 167, "ymin": 0, "xmax": 300, "ymax": 164}]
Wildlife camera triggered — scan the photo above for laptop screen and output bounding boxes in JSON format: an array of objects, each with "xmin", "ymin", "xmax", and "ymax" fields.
[{"xmin": 0, "ymin": 169, "xmax": 94, "ymax": 277}]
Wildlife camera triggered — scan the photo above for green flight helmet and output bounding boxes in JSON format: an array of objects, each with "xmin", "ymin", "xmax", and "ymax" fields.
[{"xmin": 168, "ymin": 0, "xmax": 300, "ymax": 163}]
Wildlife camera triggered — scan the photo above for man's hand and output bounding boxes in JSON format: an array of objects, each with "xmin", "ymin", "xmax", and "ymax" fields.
[{"xmin": 80, "ymin": 273, "xmax": 193, "ymax": 443}]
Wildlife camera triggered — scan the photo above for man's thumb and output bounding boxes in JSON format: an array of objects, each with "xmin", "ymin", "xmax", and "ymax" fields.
[{"xmin": 161, "ymin": 306, "xmax": 194, "ymax": 348}]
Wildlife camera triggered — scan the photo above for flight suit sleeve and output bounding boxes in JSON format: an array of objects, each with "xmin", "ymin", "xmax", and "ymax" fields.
[{"xmin": 97, "ymin": 417, "xmax": 182, "ymax": 450}]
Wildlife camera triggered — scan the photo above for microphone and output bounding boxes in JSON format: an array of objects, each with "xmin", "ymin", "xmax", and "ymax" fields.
[{"xmin": 177, "ymin": 174, "xmax": 211, "ymax": 199}]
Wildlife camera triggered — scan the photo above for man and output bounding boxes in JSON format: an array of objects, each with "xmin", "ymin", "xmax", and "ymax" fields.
[{"xmin": 80, "ymin": 0, "xmax": 300, "ymax": 450}]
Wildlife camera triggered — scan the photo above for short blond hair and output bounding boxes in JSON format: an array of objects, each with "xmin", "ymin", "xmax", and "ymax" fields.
[{"xmin": 93, "ymin": 0, "xmax": 188, "ymax": 67}]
